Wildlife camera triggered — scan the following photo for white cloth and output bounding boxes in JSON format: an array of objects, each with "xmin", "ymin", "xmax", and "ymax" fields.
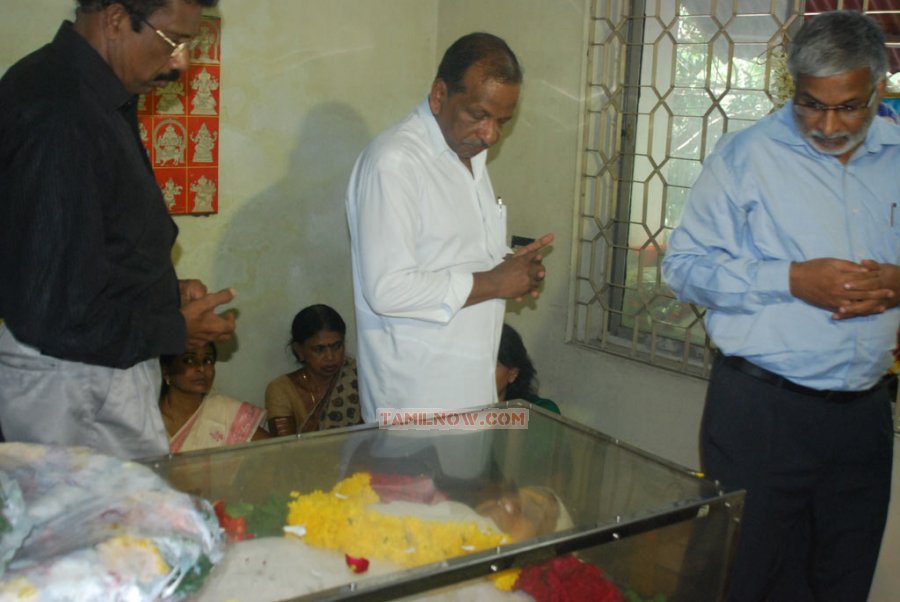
[
  {"xmin": 0, "ymin": 324, "xmax": 170, "ymax": 459},
  {"xmin": 346, "ymin": 98, "xmax": 508, "ymax": 421},
  {"xmin": 169, "ymin": 393, "xmax": 266, "ymax": 453}
]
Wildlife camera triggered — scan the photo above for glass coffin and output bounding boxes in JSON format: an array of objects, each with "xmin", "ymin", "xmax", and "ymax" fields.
[{"xmin": 143, "ymin": 402, "xmax": 744, "ymax": 601}]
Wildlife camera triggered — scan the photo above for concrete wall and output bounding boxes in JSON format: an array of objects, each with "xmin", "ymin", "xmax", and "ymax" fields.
[{"xmin": 174, "ymin": 0, "xmax": 438, "ymax": 414}]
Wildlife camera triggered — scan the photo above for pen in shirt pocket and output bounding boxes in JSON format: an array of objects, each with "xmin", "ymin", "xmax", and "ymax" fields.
[
  {"xmin": 496, "ymin": 196, "xmax": 504, "ymax": 214},
  {"xmin": 892, "ymin": 202, "xmax": 897, "ymax": 227}
]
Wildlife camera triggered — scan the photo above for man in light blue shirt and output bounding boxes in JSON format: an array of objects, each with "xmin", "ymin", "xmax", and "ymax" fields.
[{"xmin": 663, "ymin": 11, "xmax": 899, "ymax": 602}]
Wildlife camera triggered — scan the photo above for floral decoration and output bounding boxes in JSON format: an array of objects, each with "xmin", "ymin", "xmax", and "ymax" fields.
[
  {"xmin": 514, "ymin": 555, "xmax": 624, "ymax": 602},
  {"xmin": 345, "ymin": 553, "xmax": 370, "ymax": 574},
  {"xmin": 285, "ymin": 472, "xmax": 519, "ymax": 587},
  {"xmin": 768, "ymin": 43, "xmax": 794, "ymax": 109}
]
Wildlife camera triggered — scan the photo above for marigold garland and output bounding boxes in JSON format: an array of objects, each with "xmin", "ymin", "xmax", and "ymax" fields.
[{"xmin": 285, "ymin": 472, "xmax": 520, "ymax": 589}]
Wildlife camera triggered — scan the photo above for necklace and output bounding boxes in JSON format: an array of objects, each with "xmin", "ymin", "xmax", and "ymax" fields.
[
  {"xmin": 300, "ymin": 369, "xmax": 336, "ymax": 408},
  {"xmin": 296, "ymin": 368, "xmax": 339, "ymax": 432},
  {"xmin": 300, "ymin": 370, "xmax": 318, "ymax": 407}
]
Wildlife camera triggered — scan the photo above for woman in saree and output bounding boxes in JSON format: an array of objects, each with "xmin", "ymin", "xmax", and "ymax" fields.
[
  {"xmin": 264, "ymin": 304, "xmax": 361, "ymax": 437},
  {"xmin": 160, "ymin": 342, "xmax": 268, "ymax": 453},
  {"xmin": 496, "ymin": 323, "xmax": 560, "ymax": 414}
]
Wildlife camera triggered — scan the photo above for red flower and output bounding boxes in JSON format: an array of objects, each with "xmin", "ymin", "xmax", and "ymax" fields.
[
  {"xmin": 514, "ymin": 555, "xmax": 624, "ymax": 602},
  {"xmin": 345, "ymin": 553, "xmax": 370, "ymax": 573},
  {"xmin": 212, "ymin": 500, "xmax": 254, "ymax": 543}
]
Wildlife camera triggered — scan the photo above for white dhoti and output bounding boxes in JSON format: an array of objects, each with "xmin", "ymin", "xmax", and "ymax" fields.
[{"xmin": 0, "ymin": 325, "xmax": 169, "ymax": 459}]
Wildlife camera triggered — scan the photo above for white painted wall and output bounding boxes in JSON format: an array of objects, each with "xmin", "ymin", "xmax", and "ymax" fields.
[
  {"xmin": 172, "ymin": 0, "xmax": 439, "ymax": 410},
  {"xmin": 2, "ymin": 1, "xmax": 895, "ymax": 597}
]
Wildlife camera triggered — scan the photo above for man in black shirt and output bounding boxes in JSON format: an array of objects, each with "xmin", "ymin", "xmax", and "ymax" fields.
[{"xmin": 0, "ymin": 0, "xmax": 233, "ymax": 459}]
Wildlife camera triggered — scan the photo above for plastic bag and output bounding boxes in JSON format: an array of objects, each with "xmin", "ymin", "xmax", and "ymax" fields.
[{"xmin": 0, "ymin": 443, "xmax": 224, "ymax": 601}]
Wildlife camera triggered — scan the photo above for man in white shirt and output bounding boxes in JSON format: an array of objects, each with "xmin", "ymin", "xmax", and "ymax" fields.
[{"xmin": 346, "ymin": 33, "xmax": 553, "ymax": 421}]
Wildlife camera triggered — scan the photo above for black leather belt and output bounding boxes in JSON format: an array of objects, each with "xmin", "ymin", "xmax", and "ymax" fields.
[{"xmin": 720, "ymin": 355, "xmax": 891, "ymax": 402}]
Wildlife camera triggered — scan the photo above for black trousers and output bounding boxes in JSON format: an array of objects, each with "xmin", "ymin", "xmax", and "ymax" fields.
[{"xmin": 703, "ymin": 356, "xmax": 893, "ymax": 602}]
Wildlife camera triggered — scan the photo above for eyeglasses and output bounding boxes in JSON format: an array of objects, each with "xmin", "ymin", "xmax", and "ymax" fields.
[
  {"xmin": 793, "ymin": 87, "xmax": 878, "ymax": 122},
  {"xmin": 140, "ymin": 16, "xmax": 197, "ymax": 57}
]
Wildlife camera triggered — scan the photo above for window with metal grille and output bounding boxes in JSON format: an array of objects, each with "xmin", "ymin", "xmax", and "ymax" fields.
[{"xmin": 571, "ymin": 0, "xmax": 900, "ymax": 377}]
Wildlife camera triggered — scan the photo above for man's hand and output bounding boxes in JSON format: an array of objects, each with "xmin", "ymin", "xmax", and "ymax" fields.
[
  {"xmin": 512, "ymin": 233, "xmax": 555, "ymax": 258},
  {"xmin": 840, "ymin": 260, "xmax": 900, "ymax": 316},
  {"xmin": 178, "ymin": 279, "xmax": 208, "ymax": 306},
  {"xmin": 467, "ymin": 233, "xmax": 554, "ymax": 306},
  {"xmin": 181, "ymin": 287, "xmax": 237, "ymax": 349},
  {"xmin": 790, "ymin": 258, "xmax": 896, "ymax": 319}
]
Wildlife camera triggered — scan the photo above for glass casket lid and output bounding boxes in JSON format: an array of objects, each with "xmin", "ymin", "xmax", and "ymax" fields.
[{"xmin": 143, "ymin": 402, "xmax": 743, "ymax": 601}]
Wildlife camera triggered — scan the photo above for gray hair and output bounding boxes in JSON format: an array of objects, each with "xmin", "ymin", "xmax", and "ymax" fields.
[{"xmin": 787, "ymin": 10, "xmax": 887, "ymax": 83}]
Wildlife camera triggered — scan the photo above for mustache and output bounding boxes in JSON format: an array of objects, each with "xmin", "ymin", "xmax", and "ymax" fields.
[
  {"xmin": 462, "ymin": 139, "xmax": 489, "ymax": 152},
  {"xmin": 153, "ymin": 70, "xmax": 181, "ymax": 83},
  {"xmin": 809, "ymin": 130, "xmax": 850, "ymax": 140}
]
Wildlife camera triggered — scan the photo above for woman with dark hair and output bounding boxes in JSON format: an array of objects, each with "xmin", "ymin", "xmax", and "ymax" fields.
[
  {"xmin": 264, "ymin": 305, "xmax": 361, "ymax": 436},
  {"xmin": 160, "ymin": 342, "xmax": 268, "ymax": 453},
  {"xmin": 496, "ymin": 324, "xmax": 560, "ymax": 414}
]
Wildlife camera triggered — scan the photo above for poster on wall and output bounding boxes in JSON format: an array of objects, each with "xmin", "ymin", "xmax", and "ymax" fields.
[{"xmin": 138, "ymin": 15, "xmax": 221, "ymax": 215}]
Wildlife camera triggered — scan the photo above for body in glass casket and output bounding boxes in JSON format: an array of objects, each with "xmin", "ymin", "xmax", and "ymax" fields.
[{"xmin": 143, "ymin": 401, "xmax": 744, "ymax": 601}]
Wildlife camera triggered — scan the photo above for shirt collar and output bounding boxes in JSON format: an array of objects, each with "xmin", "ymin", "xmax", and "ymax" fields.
[
  {"xmin": 52, "ymin": 21, "xmax": 134, "ymax": 113},
  {"xmin": 416, "ymin": 96, "xmax": 488, "ymax": 178}
]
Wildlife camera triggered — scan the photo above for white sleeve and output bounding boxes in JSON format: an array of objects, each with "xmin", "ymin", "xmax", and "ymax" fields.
[{"xmin": 348, "ymin": 152, "xmax": 473, "ymax": 324}]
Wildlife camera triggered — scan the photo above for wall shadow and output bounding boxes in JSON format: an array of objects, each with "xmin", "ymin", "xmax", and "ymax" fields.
[{"xmin": 210, "ymin": 103, "xmax": 371, "ymax": 403}]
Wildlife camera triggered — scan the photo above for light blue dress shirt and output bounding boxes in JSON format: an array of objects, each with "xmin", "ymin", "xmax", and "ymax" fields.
[{"xmin": 663, "ymin": 103, "xmax": 900, "ymax": 390}]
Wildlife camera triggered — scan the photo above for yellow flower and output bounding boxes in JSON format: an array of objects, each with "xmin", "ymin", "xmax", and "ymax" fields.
[
  {"xmin": 490, "ymin": 569, "xmax": 522, "ymax": 591},
  {"xmin": 285, "ymin": 472, "xmax": 510, "ymax": 584},
  {"xmin": 97, "ymin": 536, "xmax": 169, "ymax": 583}
]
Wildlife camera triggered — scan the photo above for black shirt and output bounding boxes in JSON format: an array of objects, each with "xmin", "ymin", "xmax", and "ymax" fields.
[{"xmin": 0, "ymin": 22, "xmax": 186, "ymax": 369}]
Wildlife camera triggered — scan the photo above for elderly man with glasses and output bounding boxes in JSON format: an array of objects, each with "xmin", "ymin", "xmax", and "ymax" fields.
[
  {"xmin": 0, "ymin": 0, "xmax": 235, "ymax": 460},
  {"xmin": 663, "ymin": 10, "xmax": 900, "ymax": 602}
]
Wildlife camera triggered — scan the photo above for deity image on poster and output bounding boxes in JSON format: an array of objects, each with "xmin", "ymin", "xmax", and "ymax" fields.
[
  {"xmin": 154, "ymin": 121, "xmax": 187, "ymax": 166},
  {"xmin": 138, "ymin": 15, "xmax": 221, "ymax": 215},
  {"xmin": 162, "ymin": 177, "xmax": 184, "ymax": 210},
  {"xmin": 190, "ymin": 175, "xmax": 217, "ymax": 213},
  {"xmin": 191, "ymin": 19, "xmax": 220, "ymax": 64},
  {"xmin": 156, "ymin": 80, "xmax": 187, "ymax": 114},
  {"xmin": 191, "ymin": 123, "xmax": 218, "ymax": 163},
  {"xmin": 190, "ymin": 68, "xmax": 219, "ymax": 115}
]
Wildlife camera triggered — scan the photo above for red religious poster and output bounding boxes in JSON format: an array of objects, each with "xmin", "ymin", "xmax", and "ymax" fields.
[{"xmin": 138, "ymin": 15, "xmax": 221, "ymax": 215}]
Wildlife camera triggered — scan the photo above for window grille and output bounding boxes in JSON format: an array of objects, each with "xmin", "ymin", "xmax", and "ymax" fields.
[{"xmin": 571, "ymin": 0, "xmax": 899, "ymax": 377}]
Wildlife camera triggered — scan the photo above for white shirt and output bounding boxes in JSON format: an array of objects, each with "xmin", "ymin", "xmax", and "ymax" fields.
[{"xmin": 346, "ymin": 98, "xmax": 508, "ymax": 421}]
